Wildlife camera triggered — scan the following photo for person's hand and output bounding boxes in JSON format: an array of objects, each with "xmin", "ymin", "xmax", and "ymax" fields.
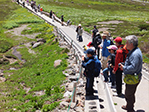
[
  {"xmin": 82, "ymin": 55, "xmax": 85, "ymax": 61},
  {"xmin": 119, "ymin": 63, "xmax": 124, "ymax": 70},
  {"xmin": 98, "ymin": 45, "xmax": 102, "ymax": 49},
  {"xmin": 112, "ymin": 70, "xmax": 116, "ymax": 74}
]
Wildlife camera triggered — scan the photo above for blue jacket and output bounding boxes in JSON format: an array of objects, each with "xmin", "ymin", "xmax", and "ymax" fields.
[
  {"xmin": 82, "ymin": 57, "xmax": 95, "ymax": 77},
  {"xmin": 102, "ymin": 39, "xmax": 110, "ymax": 57},
  {"xmin": 123, "ymin": 47, "xmax": 142, "ymax": 80}
]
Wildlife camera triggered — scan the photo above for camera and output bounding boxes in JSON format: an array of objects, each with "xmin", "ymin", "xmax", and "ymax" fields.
[{"xmin": 118, "ymin": 62, "xmax": 125, "ymax": 66}]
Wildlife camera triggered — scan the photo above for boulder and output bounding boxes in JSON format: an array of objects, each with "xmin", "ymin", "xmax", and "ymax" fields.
[
  {"xmin": 37, "ymin": 38, "xmax": 46, "ymax": 43},
  {"xmin": 0, "ymin": 77, "xmax": 6, "ymax": 83},
  {"xmin": 60, "ymin": 101, "xmax": 69, "ymax": 107},
  {"xmin": 63, "ymin": 91, "xmax": 72, "ymax": 97},
  {"xmin": 74, "ymin": 107, "xmax": 83, "ymax": 112},
  {"xmin": 67, "ymin": 82, "xmax": 74, "ymax": 92},
  {"xmin": 70, "ymin": 102, "xmax": 76, "ymax": 109},
  {"xmin": 54, "ymin": 59, "xmax": 62, "ymax": 67},
  {"xmin": 32, "ymin": 42, "xmax": 41, "ymax": 48},
  {"xmin": 69, "ymin": 76, "xmax": 78, "ymax": 81},
  {"xmin": 0, "ymin": 73, "xmax": 4, "ymax": 76}
]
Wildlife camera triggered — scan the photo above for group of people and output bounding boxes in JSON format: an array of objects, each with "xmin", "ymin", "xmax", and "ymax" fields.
[{"xmin": 82, "ymin": 26, "xmax": 143, "ymax": 112}]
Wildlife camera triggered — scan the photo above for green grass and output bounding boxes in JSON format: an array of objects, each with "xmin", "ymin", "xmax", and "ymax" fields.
[{"xmin": 0, "ymin": 1, "xmax": 69, "ymax": 111}]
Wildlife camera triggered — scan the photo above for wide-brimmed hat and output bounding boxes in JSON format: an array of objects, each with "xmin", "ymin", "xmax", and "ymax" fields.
[
  {"xmin": 107, "ymin": 45, "xmax": 118, "ymax": 50},
  {"xmin": 78, "ymin": 24, "xmax": 81, "ymax": 26}
]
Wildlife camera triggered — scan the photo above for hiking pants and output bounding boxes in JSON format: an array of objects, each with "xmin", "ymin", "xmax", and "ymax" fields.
[
  {"xmin": 125, "ymin": 82, "xmax": 139, "ymax": 111},
  {"xmin": 86, "ymin": 77, "xmax": 94, "ymax": 94},
  {"xmin": 115, "ymin": 69, "xmax": 122, "ymax": 95}
]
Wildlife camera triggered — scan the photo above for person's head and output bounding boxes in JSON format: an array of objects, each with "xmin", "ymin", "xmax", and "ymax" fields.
[
  {"xmin": 87, "ymin": 42, "xmax": 94, "ymax": 47},
  {"xmin": 78, "ymin": 24, "xmax": 81, "ymax": 28},
  {"xmin": 125, "ymin": 35, "xmax": 138, "ymax": 50},
  {"xmin": 101, "ymin": 31, "xmax": 110, "ymax": 40},
  {"xmin": 114, "ymin": 37, "xmax": 122, "ymax": 47},
  {"xmin": 85, "ymin": 49, "xmax": 94, "ymax": 58},
  {"xmin": 94, "ymin": 25, "xmax": 96, "ymax": 29},
  {"xmin": 107, "ymin": 45, "xmax": 118, "ymax": 54}
]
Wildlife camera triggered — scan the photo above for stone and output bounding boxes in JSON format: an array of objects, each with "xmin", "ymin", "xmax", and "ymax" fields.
[
  {"xmin": 0, "ymin": 77, "xmax": 6, "ymax": 82},
  {"xmin": 70, "ymin": 102, "xmax": 76, "ymax": 109},
  {"xmin": 67, "ymin": 82, "xmax": 74, "ymax": 92},
  {"xmin": 37, "ymin": 38, "xmax": 46, "ymax": 43},
  {"xmin": 54, "ymin": 59, "xmax": 62, "ymax": 67},
  {"xmin": 74, "ymin": 107, "xmax": 83, "ymax": 112},
  {"xmin": 0, "ymin": 73, "xmax": 4, "ymax": 76},
  {"xmin": 63, "ymin": 91, "xmax": 72, "ymax": 97},
  {"xmin": 9, "ymin": 68, "xmax": 17, "ymax": 70},
  {"xmin": 69, "ymin": 76, "xmax": 78, "ymax": 81},
  {"xmin": 81, "ymin": 96, "xmax": 85, "ymax": 100},
  {"xmin": 34, "ymin": 91, "xmax": 45, "ymax": 96},
  {"xmin": 63, "ymin": 72, "xmax": 69, "ymax": 77},
  {"xmin": 65, "ymin": 98, "xmax": 71, "ymax": 103},
  {"xmin": 32, "ymin": 42, "xmax": 41, "ymax": 48},
  {"xmin": 60, "ymin": 101, "xmax": 69, "ymax": 107}
]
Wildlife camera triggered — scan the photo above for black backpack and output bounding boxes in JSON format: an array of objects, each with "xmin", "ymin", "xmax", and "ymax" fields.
[{"xmin": 93, "ymin": 33, "xmax": 102, "ymax": 49}]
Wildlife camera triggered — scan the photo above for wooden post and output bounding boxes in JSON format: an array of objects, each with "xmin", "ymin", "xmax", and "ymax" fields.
[{"xmin": 73, "ymin": 82, "xmax": 77, "ymax": 102}]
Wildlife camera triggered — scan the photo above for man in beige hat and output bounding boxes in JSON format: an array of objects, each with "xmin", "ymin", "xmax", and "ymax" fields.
[{"xmin": 98, "ymin": 31, "xmax": 111, "ymax": 70}]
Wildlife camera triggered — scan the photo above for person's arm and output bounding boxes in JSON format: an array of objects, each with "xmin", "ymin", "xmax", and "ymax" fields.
[{"xmin": 113, "ymin": 51, "xmax": 122, "ymax": 72}]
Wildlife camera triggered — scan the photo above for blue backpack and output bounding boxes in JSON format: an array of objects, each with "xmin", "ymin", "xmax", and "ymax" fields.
[{"xmin": 91, "ymin": 57, "xmax": 101, "ymax": 77}]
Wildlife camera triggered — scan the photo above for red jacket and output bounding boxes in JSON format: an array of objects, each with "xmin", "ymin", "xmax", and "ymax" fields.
[{"xmin": 114, "ymin": 44, "xmax": 124, "ymax": 72}]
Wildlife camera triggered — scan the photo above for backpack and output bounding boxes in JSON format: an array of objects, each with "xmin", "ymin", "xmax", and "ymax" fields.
[
  {"xmin": 91, "ymin": 57, "xmax": 101, "ymax": 77},
  {"xmin": 93, "ymin": 33, "xmax": 102, "ymax": 49},
  {"xmin": 119, "ymin": 45, "xmax": 129, "ymax": 62}
]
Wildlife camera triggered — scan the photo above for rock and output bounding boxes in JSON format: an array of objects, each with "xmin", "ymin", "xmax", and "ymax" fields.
[
  {"xmin": 37, "ymin": 38, "xmax": 46, "ymax": 43},
  {"xmin": 0, "ymin": 73, "xmax": 4, "ymax": 76},
  {"xmin": 69, "ymin": 76, "xmax": 78, "ymax": 81},
  {"xmin": 63, "ymin": 91, "xmax": 72, "ymax": 97},
  {"xmin": 70, "ymin": 102, "xmax": 76, "ymax": 109},
  {"xmin": 81, "ymin": 96, "xmax": 85, "ymax": 100},
  {"xmin": 60, "ymin": 101, "xmax": 69, "ymax": 107},
  {"xmin": 9, "ymin": 68, "xmax": 17, "ymax": 70},
  {"xmin": 35, "ymin": 110, "xmax": 41, "ymax": 112},
  {"xmin": 67, "ymin": 82, "xmax": 74, "ymax": 92},
  {"xmin": 63, "ymin": 71, "xmax": 69, "ymax": 77},
  {"xmin": 54, "ymin": 59, "xmax": 62, "ymax": 67},
  {"xmin": 65, "ymin": 98, "xmax": 71, "ymax": 103},
  {"xmin": 31, "ymin": 41, "xmax": 36, "ymax": 46},
  {"xmin": 32, "ymin": 42, "xmax": 41, "ymax": 48},
  {"xmin": 74, "ymin": 106, "xmax": 83, "ymax": 112},
  {"xmin": 0, "ymin": 77, "xmax": 6, "ymax": 82},
  {"xmin": 34, "ymin": 91, "xmax": 45, "ymax": 96},
  {"xmin": 76, "ymin": 88, "xmax": 85, "ymax": 95}
]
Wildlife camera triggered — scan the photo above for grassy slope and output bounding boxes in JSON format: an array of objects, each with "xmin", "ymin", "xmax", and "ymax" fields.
[
  {"xmin": 0, "ymin": 0, "xmax": 68, "ymax": 111},
  {"xmin": 35, "ymin": 0, "xmax": 149, "ymax": 63}
]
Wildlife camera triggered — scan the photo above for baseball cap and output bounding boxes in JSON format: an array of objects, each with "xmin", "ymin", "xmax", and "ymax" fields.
[
  {"xmin": 107, "ymin": 45, "xmax": 118, "ymax": 50},
  {"xmin": 85, "ymin": 49, "xmax": 94, "ymax": 55},
  {"xmin": 114, "ymin": 37, "xmax": 122, "ymax": 43},
  {"xmin": 87, "ymin": 42, "xmax": 94, "ymax": 47}
]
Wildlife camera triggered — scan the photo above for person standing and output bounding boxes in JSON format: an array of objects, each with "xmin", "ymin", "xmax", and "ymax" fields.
[
  {"xmin": 77, "ymin": 24, "xmax": 83, "ymax": 42},
  {"xmin": 103, "ymin": 45, "xmax": 117, "ymax": 87},
  {"xmin": 49, "ymin": 10, "xmax": 53, "ymax": 18},
  {"xmin": 119, "ymin": 35, "xmax": 142, "ymax": 112},
  {"xmin": 113, "ymin": 37, "xmax": 124, "ymax": 96},
  {"xmin": 52, "ymin": 12, "xmax": 55, "ymax": 22},
  {"xmin": 61, "ymin": 15, "xmax": 64, "ymax": 26},
  {"xmin": 93, "ymin": 32, "xmax": 102, "ymax": 59},
  {"xmin": 98, "ymin": 32, "xmax": 111, "ymax": 70},
  {"xmin": 40, "ymin": 7, "xmax": 43, "ymax": 14},
  {"xmin": 92, "ymin": 25, "xmax": 98, "ymax": 43}
]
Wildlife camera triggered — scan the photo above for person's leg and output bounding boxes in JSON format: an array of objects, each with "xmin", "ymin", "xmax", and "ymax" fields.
[
  {"xmin": 110, "ymin": 68, "xmax": 115, "ymax": 86},
  {"xmin": 115, "ymin": 69, "xmax": 122, "ymax": 95},
  {"xmin": 97, "ymin": 48, "xmax": 100, "ymax": 59},
  {"xmin": 125, "ymin": 83, "xmax": 139, "ymax": 111},
  {"xmin": 103, "ymin": 68, "xmax": 109, "ymax": 82}
]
